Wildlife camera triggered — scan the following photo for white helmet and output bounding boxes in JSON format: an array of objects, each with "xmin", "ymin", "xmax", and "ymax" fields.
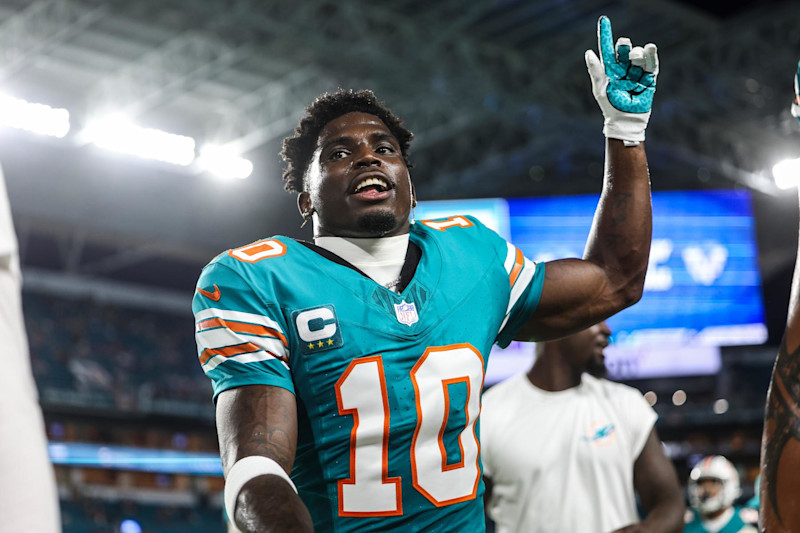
[{"xmin": 688, "ymin": 455, "xmax": 741, "ymax": 515}]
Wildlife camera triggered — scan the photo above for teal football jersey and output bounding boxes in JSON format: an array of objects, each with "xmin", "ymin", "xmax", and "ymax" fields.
[{"xmin": 193, "ymin": 215, "xmax": 545, "ymax": 532}]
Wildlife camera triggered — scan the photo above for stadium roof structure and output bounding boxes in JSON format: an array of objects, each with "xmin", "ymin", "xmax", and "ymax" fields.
[{"xmin": 0, "ymin": 0, "xmax": 797, "ymax": 333}]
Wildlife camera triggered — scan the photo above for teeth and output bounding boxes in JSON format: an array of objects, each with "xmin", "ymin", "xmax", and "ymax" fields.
[{"xmin": 354, "ymin": 177, "xmax": 388, "ymax": 192}]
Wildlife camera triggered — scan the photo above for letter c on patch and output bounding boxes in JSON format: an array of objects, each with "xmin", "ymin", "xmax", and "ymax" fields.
[{"xmin": 296, "ymin": 307, "xmax": 337, "ymax": 342}]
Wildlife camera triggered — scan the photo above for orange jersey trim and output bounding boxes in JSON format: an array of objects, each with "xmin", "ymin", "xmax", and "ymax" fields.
[
  {"xmin": 439, "ymin": 377, "xmax": 469, "ymax": 472},
  {"xmin": 335, "ymin": 356, "xmax": 403, "ymax": 517},
  {"xmin": 196, "ymin": 317, "xmax": 288, "ymax": 347},
  {"xmin": 509, "ymin": 247, "xmax": 524, "ymax": 287},
  {"xmin": 410, "ymin": 343, "xmax": 483, "ymax": 508},
  {"xmin": 199, "ymin": 342, "xmax": 263, "ymax": 365}
]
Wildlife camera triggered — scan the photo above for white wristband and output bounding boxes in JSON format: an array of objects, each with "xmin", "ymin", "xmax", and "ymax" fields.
[{"xmin": 224, "ymin": 456, "xmax": 298, "ymax": 524}]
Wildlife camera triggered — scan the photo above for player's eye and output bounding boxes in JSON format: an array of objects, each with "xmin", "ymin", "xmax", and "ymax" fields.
[
  {"xmin": 375, "ymin": 145, "xmax": 394, "ymax": 154},
  {"xmin": 329, "ymin": 149, "xmax": 349, "ymax": 160}
]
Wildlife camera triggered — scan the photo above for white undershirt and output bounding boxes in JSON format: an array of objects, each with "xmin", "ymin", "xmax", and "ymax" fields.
[{"xmin": 314, "ymin": 234, "xmax": 409, "ymax": 292}]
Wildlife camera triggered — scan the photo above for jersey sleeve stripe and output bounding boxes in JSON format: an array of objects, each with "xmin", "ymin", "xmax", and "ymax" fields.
[
  {"xmin": 202, "ymin": 350, "xmax": 290, "ymax": 372},
  {"xmin": 200, "ymin": 342, "xmax": 263, "ymax": 364},
  {"xmin": 196, "ymin": 317, "xmax": 288, "ymax": 347},
  {"xmin": 196, "ymin": 329, "xmax": 289, "ymax": 363},
  {"xmin": 508, "ymin": 247, "xmax": 524, "ymax": 287},
  {"xmin": 498, "ymin": 257, "xmax": 538, "ymax": 332},
  {"xmin": 194, "ymin": 308, "xmax": 285, "ymax": 336},
  {"xmin": 503, "ymin": 242, "xmax": 517, "ymax": 273}
]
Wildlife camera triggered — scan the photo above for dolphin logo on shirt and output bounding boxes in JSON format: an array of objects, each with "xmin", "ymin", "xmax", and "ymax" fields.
[{"xmin": 582, "ymin": 423, "xmax": 616, "ymax": 445}]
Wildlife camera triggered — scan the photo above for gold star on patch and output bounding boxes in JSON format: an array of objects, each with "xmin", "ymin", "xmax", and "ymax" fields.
[
  {"xmin": 318, "ymin": 341, "xmax": 324, "ymax": 348},
  {"xmin": 327, "ymin": 339, "xmax": 334, "ymax": 346},
  {"xmin": 308, "ymin": 343, "xmax": 314, "ymax": 350}
]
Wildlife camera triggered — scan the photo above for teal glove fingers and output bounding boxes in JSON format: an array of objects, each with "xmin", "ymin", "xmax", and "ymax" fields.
[
  {"xmin": 598, "ymin": 16, "xmax": 617, "ymax": 73},
  {"xmin": 586, "ymin": 16, "xmax": 659, "ymax": 142},
  {"xmin": 597, "ymin": 16, "xmax": 657, "ymax": 115}
]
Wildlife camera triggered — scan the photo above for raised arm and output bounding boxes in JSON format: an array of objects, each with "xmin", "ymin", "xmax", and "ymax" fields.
[
  {"xmin": 759, "ymin": 60, "xmax": 800, "ymax": 532},
  {"xmin": 614, "ymin": 428, "xmax": 684, "ymax": 533},
  {"xmin": 761, "ymin": 194, "xmax": 800, "ymax": 531},
  {"xmin": 217, "ymin": 385, "xmax": 314, "ymax": 533},
  {"xmin": 517, "ymin": 16, "xmax": 656, "ymax": 341}
]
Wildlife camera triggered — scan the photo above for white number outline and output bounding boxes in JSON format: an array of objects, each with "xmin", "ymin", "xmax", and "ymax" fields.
[
  {"xmin": 335, "ymin": 355, "xmax": 403, "ymax": 517},
  {"xmin": 335, "ymin": 344, "xmax": 484, "ymax": 515}
]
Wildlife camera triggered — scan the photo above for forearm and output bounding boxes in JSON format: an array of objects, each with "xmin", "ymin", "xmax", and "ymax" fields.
[
  {"xmin": 584, "ymin": 139, "xmax": 652, "ymax": 308},
  {"xmin": 760, "ymin": 188, "xmax": 800, "ymax": 531},
  {"xmin": 217, "ymin": 386, "xmax": 313, "ymax": 532},
  {"xmin": 637, "ymin": 498, "xmax": 686, "ymax": 533}
]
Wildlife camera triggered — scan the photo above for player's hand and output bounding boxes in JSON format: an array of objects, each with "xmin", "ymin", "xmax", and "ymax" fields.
[
  {"xmin": 792, "ymin": 58, "xmax": 800, "ymax": 122},
  {"xmin": 585, "ymin": 16, "xmax": 658, "ymax": 143}
]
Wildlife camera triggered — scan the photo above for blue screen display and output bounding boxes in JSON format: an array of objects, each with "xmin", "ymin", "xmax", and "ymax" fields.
[{"xmin": 416, "ymin": 190, "xmax": 766, "ymax": 380}]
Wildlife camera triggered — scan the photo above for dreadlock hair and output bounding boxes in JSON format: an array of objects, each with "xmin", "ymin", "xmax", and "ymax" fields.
[{"xmin": 280, "ymin": 89, "xmax": 413, "ymax": 193}]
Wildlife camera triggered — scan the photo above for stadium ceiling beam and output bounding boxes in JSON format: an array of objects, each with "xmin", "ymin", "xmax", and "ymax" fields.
[
  {"xmin": 624, "ymin": 0, "xmax": 719, "ymax": 32},
  {"xmin": 429, "ymin": 3, "xmax": 799, "ymax": 194},
  {"xmin": 0, "ymin": 0, "xmax": 108, "ymax": 82},
  {"xmin": 214, "ymin": 67, "xmax": 338, "ymax": 155},
  {"xmin": 88, "ymin": 31, "xmax": 247, "ymax": 119},
  {"xmin": 108, "ymin": 0, "xmax": 532, "ymax": 152},
  {"xmin": 79, "ymin": 244, "xmax": 161, "ymax": 275},
  {"xmin": 14, "ymin": 214, "xmax": 214, "ymax": 272}
]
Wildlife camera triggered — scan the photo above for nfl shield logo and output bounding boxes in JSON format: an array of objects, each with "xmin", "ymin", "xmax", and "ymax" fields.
[{"xmin": 394, "ymin": 300, "xmax": 419, "ymax": 326}]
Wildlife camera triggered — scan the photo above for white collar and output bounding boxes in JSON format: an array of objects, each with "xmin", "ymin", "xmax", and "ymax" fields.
[{"xmin": 314, "ymin": 234, "xmax": 409, "ymax": 266}]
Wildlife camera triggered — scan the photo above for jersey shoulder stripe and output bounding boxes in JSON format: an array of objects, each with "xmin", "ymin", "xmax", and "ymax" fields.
[
  {"xmin": 193, "ymin": 261, "xmax": 294, "ymax": 398},
  {"xmin": 195, "ymin": 308, "xmax": 290, "ymax": 373}
]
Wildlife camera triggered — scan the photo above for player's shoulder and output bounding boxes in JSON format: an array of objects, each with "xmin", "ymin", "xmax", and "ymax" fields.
[
  {"xmin": 202, "ymin": 236, "xmax": 297, "ymax": 274},
  {"xmin": 415, "ymin": 214, "xmax": 492, "ymax": 239},
  {"xmin": 414, "ymin": 214, "xmax": 508, "ymax": 258}
]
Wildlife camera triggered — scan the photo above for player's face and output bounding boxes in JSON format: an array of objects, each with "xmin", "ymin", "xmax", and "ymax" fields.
[
  {"xmin": 299, "ymin": 112, "xmax": 414, "ymax": 238},
  {"xmin": 697, "ymin": 479, "xmax": 723, "ymax": 499},
  {"xmin": 566, "ymin": 320, "xmax": 611, "ymax": 377}
]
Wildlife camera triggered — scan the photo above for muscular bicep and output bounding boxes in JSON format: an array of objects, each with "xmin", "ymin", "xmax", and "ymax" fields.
[
  {"xmin": 633, "ymin": 428, "xmax": 684, "ymax": 526},
  {"xmin": 515, "ymin": 258, "xmax": 625, "ymax": 341},
  {"xmin": 216, "ymin": 384, "xmax": 298, "ymax": 474}
]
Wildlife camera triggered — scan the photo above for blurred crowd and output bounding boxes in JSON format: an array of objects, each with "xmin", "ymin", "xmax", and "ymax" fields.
[{"xmin": 25, "ymin": 291, "xmax": 212, "ymax": 414}]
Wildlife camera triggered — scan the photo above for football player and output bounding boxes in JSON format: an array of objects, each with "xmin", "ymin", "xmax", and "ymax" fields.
[
  {"xmin": 685, "ymin": 456, "xmax": 756, "ymax": 533},
  {"xmin": 194, "ymin": 15, "xmax": 659, "ymax": 532}
]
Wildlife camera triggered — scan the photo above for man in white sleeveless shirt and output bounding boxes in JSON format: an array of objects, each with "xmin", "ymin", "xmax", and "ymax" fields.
[{"xmin": 481, "ymin": 320, "xmax": 684, "ymax": 533}]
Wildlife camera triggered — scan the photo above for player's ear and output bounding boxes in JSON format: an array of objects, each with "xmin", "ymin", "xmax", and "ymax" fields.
[
  {"xmin": 410, "ymin": 177, "xmax": 417, "ymax": 208},
  {"xmin": 297, "ymin": 191, "xmax": 311, "ymax": 217}
]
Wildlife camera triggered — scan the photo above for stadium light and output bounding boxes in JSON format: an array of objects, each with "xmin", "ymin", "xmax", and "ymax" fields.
[
  {"xmin": 772, "ymin": 157, "xmax": 800, "ymax": 189},
  {"xmin": 82, "ymin": 114, "xmax": 195, "ymax": 166},
  {"xmin": 0, "ymin": 94, "xmax": 70, "ymax": 138},
  {"xmin": 196, "ymin": 144, "xmax": 253, "ymax": 180}
]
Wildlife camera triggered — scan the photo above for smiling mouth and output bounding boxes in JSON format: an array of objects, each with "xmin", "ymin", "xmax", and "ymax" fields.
[{"xmin": 352, "ymin": 176, "xmax": 391, "ymax": 194}]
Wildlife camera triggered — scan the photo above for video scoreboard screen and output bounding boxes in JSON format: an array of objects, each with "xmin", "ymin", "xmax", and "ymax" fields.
[{"xmin": 415, "ymin": 190, "xmax": 766, "ymax": 382}]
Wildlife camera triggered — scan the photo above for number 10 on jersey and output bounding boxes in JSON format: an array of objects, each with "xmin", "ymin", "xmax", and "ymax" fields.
[{"xmin": 335, "ymin": 344, "xmax": 484, "ymax": 516}]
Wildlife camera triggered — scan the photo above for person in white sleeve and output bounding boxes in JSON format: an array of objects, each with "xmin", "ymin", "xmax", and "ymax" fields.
[
  {"xmin": 0, "ymin": 164, "xmax": 61, "ymax": 532},
  {"xmin": 481, "ymin": 320, "xmax": 684, "ymax": 533}
]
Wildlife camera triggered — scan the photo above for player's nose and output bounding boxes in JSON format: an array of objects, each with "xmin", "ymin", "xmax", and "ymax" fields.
[{"xmin": 355, "ymin": 153, "xmax": 381, "ymax": 168}]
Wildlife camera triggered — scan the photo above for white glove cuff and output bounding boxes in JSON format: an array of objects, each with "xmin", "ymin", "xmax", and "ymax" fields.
[
  {"xmin": 603, "ymin": 112, "xmax": 650, "ymax": 143},
  {"xmin": 224, "ymin": 456, "xmax": 297, "ymax": 524}
]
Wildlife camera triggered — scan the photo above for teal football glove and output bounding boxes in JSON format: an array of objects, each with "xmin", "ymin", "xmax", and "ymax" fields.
[
  {"xmin": 792, "ymin": 58, "xmax": 800, "ymax": 122},
  {"xmin": 585, "ymin": 16, "xmax": 658, "ymax": 143}
]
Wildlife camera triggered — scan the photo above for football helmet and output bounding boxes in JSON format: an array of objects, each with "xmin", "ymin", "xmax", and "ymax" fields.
[{"xmin": 688, "ymin": 455, "xmax": 741, "ymax": 515}]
